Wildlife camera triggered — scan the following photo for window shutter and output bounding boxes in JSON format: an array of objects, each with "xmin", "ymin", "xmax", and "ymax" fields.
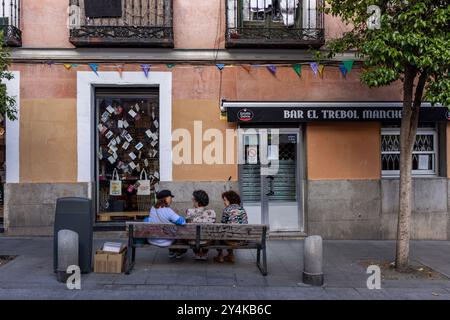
[{"xmin": 85, "ymin": 0, "xmax": 122, "ymax": 18}]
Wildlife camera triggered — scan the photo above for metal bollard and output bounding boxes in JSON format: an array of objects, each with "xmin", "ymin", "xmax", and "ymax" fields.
[
  {"xmin": 303, "ymin": 235, "xmax": 324, "ymax": 286},
  {"xmin": 56, "ymin": 229, "xmax": 79, "ymax": 283}
]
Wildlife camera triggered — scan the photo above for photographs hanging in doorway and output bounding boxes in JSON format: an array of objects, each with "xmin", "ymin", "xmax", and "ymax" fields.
[{"xmin": 96, "ymin": 95, "xmax": 160, "ymax": 222}]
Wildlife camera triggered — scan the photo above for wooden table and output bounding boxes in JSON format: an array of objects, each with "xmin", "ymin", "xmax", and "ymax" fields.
[{"xmin": 97, "ymin": 211, "xmax": 149, "ymax": 222}]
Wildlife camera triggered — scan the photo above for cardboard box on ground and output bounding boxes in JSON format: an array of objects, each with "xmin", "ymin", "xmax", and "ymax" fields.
[{"xmin": 94, "ymin": 246, "xmax": 127, "ymax": 273}]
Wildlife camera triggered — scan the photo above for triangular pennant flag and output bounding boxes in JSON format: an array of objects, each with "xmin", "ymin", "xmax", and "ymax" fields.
[
  {"xmin": 343, "ymin": 60, "xmax": 354, "ymax": 74},
  {"xmin": 339, "ymin": 63, "xmax": 348, "ymax": 78},
  {"xmin": 115, "ymin": 65, "xmax": 124, "ymax": 78},
  {"xmin": 267, "ymin": 65, "xmax": 277, "ymax": 76},
  {"xmin": 310, "ymin": 62, "xmax": 319, "ymax": 76},
  {"xmin": 216, "ymin": 64, "xmax": 225, "ymax": 71},
  {"xmin": 241, "ymin": 65, "xmax": 252, "ymax": 73},
  {"xmin": 88, "ymin": 63, "xmax": 99, "ymax": 76},
  {"xmin": 166, "ymin": 64, "xmax": 175, "ymax": 69},
  {"xmin": 141, "ymin": 64, "xmax": 151, "ymax": 78},
  {"xmin": 318, "ymin": 65, "xmax": 325, "ymax": 78},
  {"xmin": 292, "ymin": 64, "xmax": 302, "ymax": 77},
  {"xmin": 64, "ymin": 64, "xmax": 72, "ymax": 71}
]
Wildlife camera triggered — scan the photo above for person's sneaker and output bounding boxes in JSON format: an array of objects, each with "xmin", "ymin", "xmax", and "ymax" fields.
[
  {"xmin": 168, "ymin": 252, "xmax": 177, "ymax": 259},
  {"xmin": 175, "ymin": 252, "xmax": 186, "ymax": 259}
]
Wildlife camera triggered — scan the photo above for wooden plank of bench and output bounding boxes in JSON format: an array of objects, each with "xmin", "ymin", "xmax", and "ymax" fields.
[
  {"xmin": 199, "ymin": 224, "xmax": 267, "ymax": 241},
  {"xmin": 128, "ymin": 223, "xmax": 198, "ymax": 240}
]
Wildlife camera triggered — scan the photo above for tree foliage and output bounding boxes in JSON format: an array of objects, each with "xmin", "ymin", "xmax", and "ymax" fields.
[
  {"xmin": 324, "ymin": 0, "xmax": 450, "ymax": 106},
  {"xmin": 0, "ymin": 32, "xmax": 17, "ymax": 121}
]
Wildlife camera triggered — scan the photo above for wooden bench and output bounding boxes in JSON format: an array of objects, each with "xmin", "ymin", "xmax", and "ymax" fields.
[{"xmin": 125, "ymin": 222, "xmax": 269, "ymax": 276}]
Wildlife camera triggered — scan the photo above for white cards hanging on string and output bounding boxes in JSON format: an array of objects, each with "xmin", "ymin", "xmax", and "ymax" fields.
[
  {"xmin": 108, "ymin": 139, "xmax": 117, "ymax": 148},
  {"xmin": 128, "ymin": 109, "xmax": 137, "ymax": 118},
  {"xmin": 106, "ymin": 105, "xmax": 115, "ymax": 114},
  {"xmin": 135, "ymin": 142, "xmax": 144, "ymax": 150},
  {"xmin": 105, "ymin": 131, "xmax": 114, "ymax": 139},
  {"xmin": 115, "ymin": 136, "xmax": 121, "ymax": 144},
  {"xmin": 153, "ymin": 120, "xmax": 159, "ymax": 128},
  {"xmin": 122, "ymin": 141, "xmax": 130, "ymax": 150},
  {"xmin": 125, "ymin": 134, "xmax": 133, "ymax": 143},
  {"xmin": 129, "ymin": 152, "xmax": 137, "ymax": 160},
  {"xmin": 129, "ymin": 162, "xmax": 137, "ymax": 170},
  {"xmin": 145, "ymin": 129, "xmax": 152, "ymax": 138},
  {"xmin": 144, "ymin": 159, "xmax": 149, "ymax": 167},
  {"xmin": 118, "ymin": 120, "xmax": 124, "ymax": 128},
  {"xmin": 123, "ymin": 120, "xmax": 129, "ymax": 128},
  {"xmin": 135, "ymin": 103, "xmax": 140, "ymax": 112},
  {"xmin": 108, "ymin": 156, "xmax": 116, "ymax": 164}
]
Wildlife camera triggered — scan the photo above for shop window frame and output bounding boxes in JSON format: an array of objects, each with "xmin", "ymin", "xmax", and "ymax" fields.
[{"xmin": 381, "ymin": 126, "xmax": 438, "ymax": 178}]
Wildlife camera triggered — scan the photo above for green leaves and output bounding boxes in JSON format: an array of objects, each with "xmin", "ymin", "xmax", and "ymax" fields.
[
  {"xmin": 324, "ymin": 0, "xmax": 450, "ymax": 107},
  {"xmin": 0, "ymin": 32, "xmax": 17, "ymax": 121}
]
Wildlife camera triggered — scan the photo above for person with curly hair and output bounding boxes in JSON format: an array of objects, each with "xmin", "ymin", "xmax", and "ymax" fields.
[
  {"xmin": 186, "ymin": 190, "xmax": 217, "ymax": 260},
  {"xmin": 214, "ymin": 190, "xmax": 248, "ymax": 263}
]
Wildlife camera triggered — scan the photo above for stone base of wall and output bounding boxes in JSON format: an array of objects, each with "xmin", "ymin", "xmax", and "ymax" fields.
[
  {"xmin": 4, "ymin": 183, "xmax": 90, "ymax": 236},
  {"xmin": 307, "ymin": 179, "xmax": 450, "ymax": 240}
]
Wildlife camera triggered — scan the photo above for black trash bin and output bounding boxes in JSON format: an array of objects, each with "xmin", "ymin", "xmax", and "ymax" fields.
[{"xmin": 53, "ymin": 197, "xmax": 93, "ymax": 274}]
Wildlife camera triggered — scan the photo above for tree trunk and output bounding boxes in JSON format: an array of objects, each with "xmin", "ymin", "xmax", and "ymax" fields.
[{"xmin": 395, "ymin": 69, "xmax": 427, "ymax": 272}]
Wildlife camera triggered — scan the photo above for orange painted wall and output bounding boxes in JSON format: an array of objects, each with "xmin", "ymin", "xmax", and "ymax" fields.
[
  {"xmin": 20, "ymin": 98, "xmax": 77, "ymax": 183},
  {"xmin": 172, "ymin": 99, "xmax": 237, "ymax": 181},
  {"xmin": 173, "ymin": 0, "xmax": 226, "ymax": 49},
  {"xmin": 21, "ymin": 0, "xmax": 73, "ymax": 48},
  {"xmin": 307, "ymin": 122, "xmax": 382, "ymax": 180},
  {"xmin": 18, "ymin": 0, "xmax": 358, "ymax": 49},
  {"xmin": 10, "ymin": 63, "xmax": 401, "ymax": 182}
]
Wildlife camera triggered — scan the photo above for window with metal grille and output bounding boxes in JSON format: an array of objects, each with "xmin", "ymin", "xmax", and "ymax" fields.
[{"xmin": 381, "ymin": 127, "xmax": 438, "ymax": 177}]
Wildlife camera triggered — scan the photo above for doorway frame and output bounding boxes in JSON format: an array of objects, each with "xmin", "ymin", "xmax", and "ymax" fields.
[{"xmin": 237, "ymin": 125, "xmax": 306, "ymax": 233}]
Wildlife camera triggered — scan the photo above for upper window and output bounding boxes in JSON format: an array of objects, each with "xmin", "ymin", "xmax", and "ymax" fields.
[
  {"xmin": 226, "ymin": 0, "xmax": 324, "ymax": 48},
  {"xmin": 69, "ymin": 0, "xmax": 173, "ymax": 48},
  {"xmin": 381, "ymin": 126, "xmax": 438, "ymax": 177},
  {"xmin": 0, "ymin": 0, "xmax": 21, "ymax": 47}
]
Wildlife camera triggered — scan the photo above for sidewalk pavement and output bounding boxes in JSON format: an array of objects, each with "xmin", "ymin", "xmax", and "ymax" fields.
[{"xmin": 0, "ymin": 236, "xmax": 449, "ymax": 300}]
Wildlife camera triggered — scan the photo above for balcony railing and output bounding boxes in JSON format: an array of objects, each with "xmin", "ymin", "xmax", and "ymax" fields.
[
  {"xmin": 226, "ymin": 0, "xmax": 324, "ymax": 48},
  {"xmin": 69, "ymin": 0, "xmax": 173, "ymax": 47},
  {"xmin": 0, "ymin": 0, "xmax": 21, "ymax": 47}
]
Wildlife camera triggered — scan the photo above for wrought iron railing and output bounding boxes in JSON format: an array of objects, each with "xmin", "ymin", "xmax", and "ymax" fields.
[
  {"xmin": 0, "ymin": 0, "xmax": 21, "ymax": 46},
  {"xmin": 69, "ymin": 0, "xmax": 173, "ymax": 47},
  {"xmin": 226, "ymin": 0, "xmax": 324, "ymax": 48}
]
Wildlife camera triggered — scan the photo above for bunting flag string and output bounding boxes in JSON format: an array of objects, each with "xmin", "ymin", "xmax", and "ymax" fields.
[
  {"xmin": 141, "ymin": 64, "xmax": 151, "ymax": 78},
  {"xmin": 88, "ymin": 63, "xmax": 99, "ymax": 76},
  {"xmin": 310, "ymin": 62, "xmax": 319, "ymax": 76},
  {"xmin": 267, "ymin": 65, "xmax": 277, "ymax": 76},
  {"xmin": 343, "ymin": 60, "xmax": 354, "ymax": 74},
  {"xmin": 292, "ymin": 64, "xmax": 302, "ymax": 77},
  {"xmin": 116, "ymin": 64, "xmax": 124, "ymax": 78},
  {"xmin": 35, "ymin": 60, "xmax": 357, "ymax": 80},
  {"xmin": 318, "ymin": 65, "xmax": 325, "ymax": 78},
  {"xmin": 339, "ymin": 63, "xmax": 348, "ymax": 78},
  {"xmin": 241, "ymin": 65, "xmax": 252, "ymax": 73}
]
